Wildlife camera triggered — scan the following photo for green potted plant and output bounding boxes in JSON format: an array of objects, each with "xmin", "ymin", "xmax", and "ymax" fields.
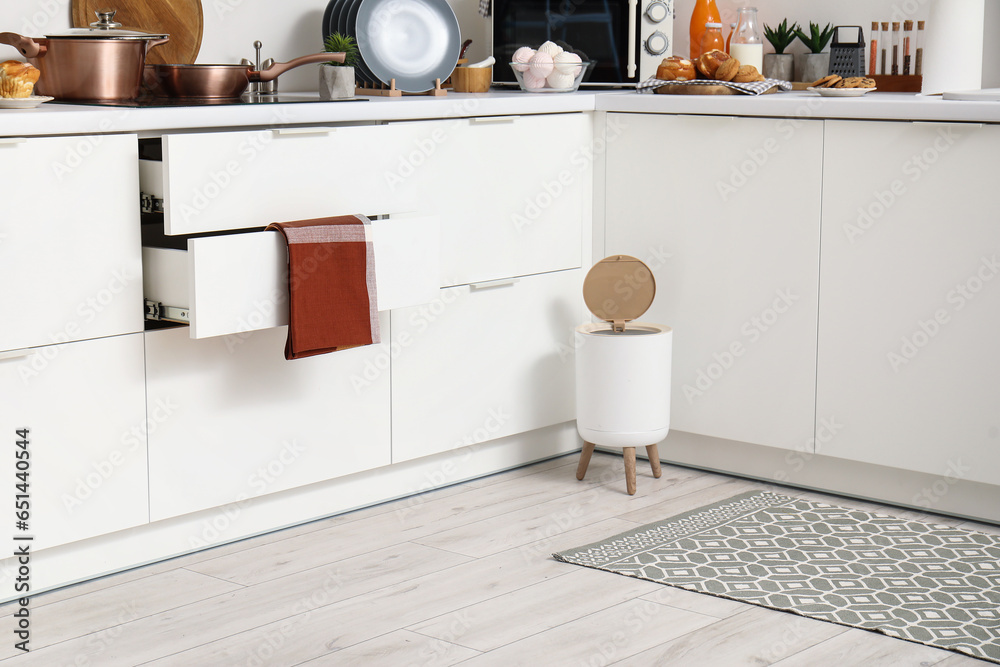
[
  {"xmin": 762, "ymin": 19, "xmax": 798, "ymax": 80},
  {"xmin": 319, "ymin": 32, "xmax": 359, "ymax": 100},
  {"xmin": 794, "ymin": 22, "xmax": 834, "ymax": 82}
]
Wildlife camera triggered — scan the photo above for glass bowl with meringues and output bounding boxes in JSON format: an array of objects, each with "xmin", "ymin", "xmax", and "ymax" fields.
[{"xmin": 510, "ymin": 41, "xmax": 591, "ymax": 92}]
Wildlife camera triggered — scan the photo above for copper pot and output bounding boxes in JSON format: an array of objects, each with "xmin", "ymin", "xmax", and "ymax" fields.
[
  {"xmin": 0, "ymin": 10, "xmax": 168, "ymax": 100},
  {"xmin": 146, "ymin": 52, "xmax": 346, "ymax": 99}
]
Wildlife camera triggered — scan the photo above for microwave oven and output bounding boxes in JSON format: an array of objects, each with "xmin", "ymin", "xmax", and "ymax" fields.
[{"xmin": 491, "ymin": 0, "xmax": 675, "ymax": 87}]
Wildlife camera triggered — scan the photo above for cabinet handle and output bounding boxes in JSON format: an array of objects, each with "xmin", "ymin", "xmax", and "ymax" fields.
[
  {"xmin": 626, "ymin": 0, "xmax": 637, "ymax": 78},
  {"xmin": 469, "ymin": 278, "xmax": 520, "ymax": 291},
  {"xmin": 0, "ymin": 348, "xmax": 32, "ymax": 362},
  {"xmin": 273, "ymin": 127, "xmax": 337, "ymax": 137},
  {"xmin": 471, "ymin": 116, "xmax": 519, "ymax": 124},
  {"xmin": 675, "ymin": 114, "xmax": 736, "ymax": 121},
  {"xmin": 912, "ymin": 121, "xmax": 982, "ymax": 129},
  {"xmin": 0, "ymin": 138, "xmax": 27, "ymax": 146}
]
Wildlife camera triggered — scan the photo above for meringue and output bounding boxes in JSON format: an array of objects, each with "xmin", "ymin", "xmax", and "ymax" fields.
[
  {"xmin": 545, "ymin": 71, "xmax": 576, "ymax": 90},
  {"xmin": 553, "ymin": 51, "xmax": 583, "ymax": 76},
  {"xmin": 527, "ymin": 51, "xmax": 554, "ymax": 78},
  {"xmin": 522, "ymin": 72, "xmax": 548, "ymax": 91},
  {"xmin": 511, "ymin": 46, "xmax": 535, "ymax": 73},
  {"xmin": 537, "ymin": 41, "xmax": 563, "ymax": 58}
]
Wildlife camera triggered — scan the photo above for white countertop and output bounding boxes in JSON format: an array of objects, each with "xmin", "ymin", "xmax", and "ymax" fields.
[
  {"xmin": 0, "ymin": 90, "xmax": 600, "ymax": 138},
  {"xmin": 2, "ymin": 89, "xmax": 999, "ymax": 137},
  {"xmin": 599, "ymin": 90, "xmax": 1000, "ymax": 123}
]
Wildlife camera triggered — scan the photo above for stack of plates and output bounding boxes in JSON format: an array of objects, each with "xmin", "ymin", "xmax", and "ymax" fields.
[{"xmin": 322, "ymin": 0, "xmax": 461, "ymax": 93}]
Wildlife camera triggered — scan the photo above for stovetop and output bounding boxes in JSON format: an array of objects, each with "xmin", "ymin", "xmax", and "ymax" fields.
[{"xmin": 52, "ymin": 93, "xmax": 367, "ymax": 108}]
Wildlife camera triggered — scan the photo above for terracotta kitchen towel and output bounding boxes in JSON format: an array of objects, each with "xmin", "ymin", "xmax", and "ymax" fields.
[{"xmin": 266, "ymin": 214, "xmax": 380, "ymax": 360}]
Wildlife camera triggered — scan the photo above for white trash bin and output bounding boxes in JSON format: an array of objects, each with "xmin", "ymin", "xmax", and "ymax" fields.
[{"xmin": 575, "ymin": 255, "xmax": 672, "ymax": 495}]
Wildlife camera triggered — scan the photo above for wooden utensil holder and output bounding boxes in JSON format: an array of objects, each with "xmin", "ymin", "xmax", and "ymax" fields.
[{"xmin": 450, "ymin": 67, "xmax": 491, "ymax": 93}]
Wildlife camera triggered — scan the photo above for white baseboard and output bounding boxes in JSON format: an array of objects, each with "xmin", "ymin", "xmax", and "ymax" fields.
[
  {"xmin": 0, "ymin": 423, "xmax": 580, "ymax": 603},
  {"xmin": 597, "ymin": 430, "xmax": 1000, "ymax": 525}
]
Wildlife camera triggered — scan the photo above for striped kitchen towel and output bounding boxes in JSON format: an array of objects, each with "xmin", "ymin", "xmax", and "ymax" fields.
[{"xmin": 636, "ymin": 77, "xmax": 793, "ymax": 95}]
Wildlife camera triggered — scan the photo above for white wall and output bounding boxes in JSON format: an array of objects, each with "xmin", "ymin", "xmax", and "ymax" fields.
[
  {"xmin": 1, "ymin": 0, "xmax": 995, "ymax": 91},
  {"xmin": 675, "ymin": 0, "xmax": 998, "ymax": 88}
]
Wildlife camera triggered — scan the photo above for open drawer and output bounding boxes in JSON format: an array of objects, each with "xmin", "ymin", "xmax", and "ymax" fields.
[
  {"xmin": 142, "ymin": 123, "xmax": 426, "ymax": 236},
  {"xmin": 143, "ymin": 215, "xmax": 439, "ymax": 339}
]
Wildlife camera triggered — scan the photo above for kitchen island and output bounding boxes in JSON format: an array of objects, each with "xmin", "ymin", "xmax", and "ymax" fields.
[{"xmin": 2, "ymin": 88, "xmax": 998, "ymax": 601}]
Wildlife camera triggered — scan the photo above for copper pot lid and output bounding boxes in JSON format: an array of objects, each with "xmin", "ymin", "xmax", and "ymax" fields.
[
  {"xmin": 582, "ymin": 255, "xmax": 656, "ymax": 332},
  {"xmin": 45, "ymin": 10, "xmax": 168, "ymax": 40}
]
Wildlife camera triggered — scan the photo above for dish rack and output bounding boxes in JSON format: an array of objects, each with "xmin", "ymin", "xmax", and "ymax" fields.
[{"xmin": 355, "ymin": 78, "xmax": 448, "ymax": 97}]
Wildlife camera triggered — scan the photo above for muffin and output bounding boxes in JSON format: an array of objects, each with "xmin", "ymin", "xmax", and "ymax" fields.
[{"xmin": 0, "ymin": 60, "xmax": 41, "ymax": 98}]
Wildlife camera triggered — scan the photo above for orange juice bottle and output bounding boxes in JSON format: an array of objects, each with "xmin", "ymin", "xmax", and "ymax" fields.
[{"xmin": 690, "ymin": 0, "xmax": 721, "ymax": 59}]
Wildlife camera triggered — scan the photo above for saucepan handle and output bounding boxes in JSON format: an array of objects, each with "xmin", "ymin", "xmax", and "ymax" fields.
[
  {"xmin": 146, "ymin": 36, "xmax": 170, "ymax": 52},
  {"xmin": 252, "ymin": 52, "xmax": 346, "ymax": 81},
  {"xmin": 0, "ymin": 32, "xmax": 45, "ymax": 59}
]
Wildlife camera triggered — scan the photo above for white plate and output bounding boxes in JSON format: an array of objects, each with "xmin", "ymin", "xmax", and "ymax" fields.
[
  {"xmin": 806, "ymin": 87, "xmax": 877, "ymax": 97},
  {"xmin": 356, "ymin": 0, "xmax": 460, "ymax": 93},
  {"xmin": 0, "ymin": 95, "xmax": 54, "ymax": 109}
]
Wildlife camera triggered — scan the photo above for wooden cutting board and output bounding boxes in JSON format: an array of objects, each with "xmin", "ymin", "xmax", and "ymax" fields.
[{"xmin": 71, "ymin": 0, "xmax": 204, "ymax": 65}]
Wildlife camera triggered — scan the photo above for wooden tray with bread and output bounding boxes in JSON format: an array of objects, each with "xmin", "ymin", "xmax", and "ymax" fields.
[{"xmin": 648, "ymin": 51, "xmax": 778, "ymax": 95}]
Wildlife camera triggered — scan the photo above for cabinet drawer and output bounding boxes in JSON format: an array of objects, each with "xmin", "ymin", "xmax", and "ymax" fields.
[
  {"xmin": 1, "ymin": 334, "xmax": 148, "ymax": 549},
  {"xmin": 155, "ymin": 123, "xmax": 426, "ymax": 235},
  {"xmin": 0, "ymin": 134, "xmax": 143, "ymax": 352},
  {"xmin": 391, "ymin": 268, "xmax": 584, "ymax": 463},
  {"xmin": 143, "ymin": 216, "xmax": 439, "ymax": 339},
  {"xmin": 145, "ymin": 324, "xmax": 391, "ymax": 521},
  {"xmin": 390, "ymin": 114, "xmax": 590, "ymax": 286}
]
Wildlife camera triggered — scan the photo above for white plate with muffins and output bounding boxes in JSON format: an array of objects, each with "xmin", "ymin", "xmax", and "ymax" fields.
[{"xmin": 0, "ymin": 59, "xmax": 48, "ymax": 108}]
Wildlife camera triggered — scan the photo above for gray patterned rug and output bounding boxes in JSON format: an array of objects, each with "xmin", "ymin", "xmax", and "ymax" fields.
[{"xmin": 554, "ymin": 490, "xmax": 1000, "ymax": 663}]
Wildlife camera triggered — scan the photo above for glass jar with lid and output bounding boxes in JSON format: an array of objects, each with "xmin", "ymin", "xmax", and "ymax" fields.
[{"xmin": 699, "ymin": 22, "xmax": 725, "ymax": 57}]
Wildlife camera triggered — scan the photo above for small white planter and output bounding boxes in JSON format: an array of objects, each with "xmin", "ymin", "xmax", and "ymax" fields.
[{"xmin": 319, "ymin": 65, "xmax": 355, "ymax": 100}]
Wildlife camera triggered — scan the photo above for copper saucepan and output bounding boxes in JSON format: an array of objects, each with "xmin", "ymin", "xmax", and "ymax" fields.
[
  {"xmin": 0, "ymin": 10, "xmax": 169, "ymax": 100},
  {"xmin": 147, "ymin": 52, "xmax": 346, "ymax": 99}
]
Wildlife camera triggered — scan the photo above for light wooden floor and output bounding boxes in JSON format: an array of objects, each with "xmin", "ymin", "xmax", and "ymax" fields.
[{"xmin": 3, "ymin": 452, "xmax": 998, "ymax": 666}]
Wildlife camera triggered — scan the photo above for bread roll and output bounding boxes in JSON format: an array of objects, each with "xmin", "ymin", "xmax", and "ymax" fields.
[
  {"xmin": 695, "ymin": 50, "xmax": 730, "ymax": 79},
  {"xmin": 656, "ymin": 56, "xmax": 696, "ymax": 81},
  {"xmin": 0, "ymin": 60, "xmax": 40, "ymax": 98}
]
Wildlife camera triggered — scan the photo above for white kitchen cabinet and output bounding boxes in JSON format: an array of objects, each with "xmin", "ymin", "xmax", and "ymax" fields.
[
  {"xmin": 392, "ymin": 113, "xmax": 590, "ymax": 286},
  {"xmin": 818, "ymin": 120, "xmax": 1000, "ymax": 485},
  {"xmin": 1, "ymin": 334, "xmax": 148, "ymax": 550},
  {"xmin": 0, "ymin": 134, "xmax": 142, "ymax": 352},
  {"xmin": 604, "ymin": 113, "xmax": 822, "ymax": 451},
  {"xmin": 157, "ymin": 123, "xmax": 428, "ymax": 235},
  {"xmin": 144, "ymin": 321, "xmax": 391, "ymax": 520},
  {"xmin": 391, "ymin": 269, "xmax": 583, "ymax": 463},
  {"xmin": 142, "ymin": 216, "xmax": 440, "ymax": 338}
]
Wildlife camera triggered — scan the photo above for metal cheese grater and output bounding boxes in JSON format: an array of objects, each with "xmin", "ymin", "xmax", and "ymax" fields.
[{"xmin": 828, "ymin": 26, "xmax": 866, "ymax": 77}]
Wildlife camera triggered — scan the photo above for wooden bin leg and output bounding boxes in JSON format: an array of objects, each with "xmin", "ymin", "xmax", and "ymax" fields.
[
  {"xmin": 646, "ymin": 444, "xmax": 662, "ymax": 479},
  {"xmin": 576, "ymin": 442, "xmax": 596, "ymax": 481},
  {"xmin": 624, "ymin": 447, "xmax": 637, "ymax": 495}
]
